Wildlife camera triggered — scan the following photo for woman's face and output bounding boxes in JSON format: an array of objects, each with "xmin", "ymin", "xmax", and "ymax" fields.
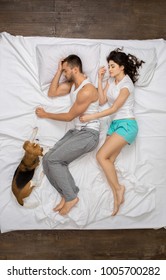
[{"xmin": 108, "ymin": 60, "xmax": 124, "ymax": 78}]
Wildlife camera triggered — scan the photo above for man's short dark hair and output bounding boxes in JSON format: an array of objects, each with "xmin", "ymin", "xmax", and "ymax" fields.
[{"xmin": 63, "ymin": 54, "xmax": 83, "ymax": 73}]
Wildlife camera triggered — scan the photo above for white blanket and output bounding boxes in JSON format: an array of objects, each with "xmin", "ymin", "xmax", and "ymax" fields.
[{"xmin": 0, "ymin": 32, "xmax": 166, "ymax": 232}]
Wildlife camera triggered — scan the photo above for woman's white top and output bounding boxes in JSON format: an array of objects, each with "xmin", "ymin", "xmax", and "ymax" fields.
[
  {"xmin": 107, "ymin": 75, "xmax": 135, "ymax": 120},
  {"xmin": 70, "ymin": 78, "xmax": 100, "ymax": 131}
]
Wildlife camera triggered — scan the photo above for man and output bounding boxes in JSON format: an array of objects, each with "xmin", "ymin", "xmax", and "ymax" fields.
[{"xmin": 36, "ymin": 55, "xmax": 100, "ymax": 215}]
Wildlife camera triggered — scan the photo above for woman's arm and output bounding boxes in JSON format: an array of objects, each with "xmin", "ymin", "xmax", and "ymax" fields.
[
  {"xmin": 98, "ymin": 66, "xmax": 109, "ymax": 105},
  {"xmin": 80, "ymin": 87, "xmax": 130, "ymax": 122}
]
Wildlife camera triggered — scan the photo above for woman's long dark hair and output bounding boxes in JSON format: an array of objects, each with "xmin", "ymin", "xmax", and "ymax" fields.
[{"xmin": 107, "ymin": 48, "xmax": 145, "ymax": 83}]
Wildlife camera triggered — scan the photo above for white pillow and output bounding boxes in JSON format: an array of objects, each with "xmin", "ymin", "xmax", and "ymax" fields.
[
  {"xmin": 36, "ymin": 43, "xmax": 100, "ymax": 92},
  {"xmin": 99, "ymin": 43, "xmax": 157, "ymax": 87}
]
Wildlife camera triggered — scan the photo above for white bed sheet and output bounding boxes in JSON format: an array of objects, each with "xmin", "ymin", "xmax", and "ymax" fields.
[{"xmin": 0, "ymin": 32, "xmax": 166, "ymax": 233}]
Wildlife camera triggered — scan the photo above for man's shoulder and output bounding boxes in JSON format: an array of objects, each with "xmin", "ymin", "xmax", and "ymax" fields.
[
  {"xmin": 79, "ymin": 84, "xmax": 97, "ymax": 100},
  {"xmin": 77, "ymin": 82, "xmax": 98, "ymax": 103},
  {"xmin": 83, "ymin": 82, "xmax": 97, "ymax": 92}
]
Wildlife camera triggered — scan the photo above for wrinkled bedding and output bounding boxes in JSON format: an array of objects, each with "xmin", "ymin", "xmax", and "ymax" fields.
[{"xmin": 0, "ymin": 32, "xmax": 166, "ymax": 232}]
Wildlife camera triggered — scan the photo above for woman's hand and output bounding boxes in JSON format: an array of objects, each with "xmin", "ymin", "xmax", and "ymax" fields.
[
  {"xmin": 98, "ymin": 66, "xmax": 107, "ymax": 80},
  {"xmin": 35, "ymin": 107, "xmax": 47, "ymax": 118},
  {"xmin": 79, "ymin": 114, "xmax": 94, "ymax": 123}
]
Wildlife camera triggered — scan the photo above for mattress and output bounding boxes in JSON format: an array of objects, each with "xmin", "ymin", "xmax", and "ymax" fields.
[{"xmin": 0, "ymin": 32, "xmax": 166, "ymax": 233}]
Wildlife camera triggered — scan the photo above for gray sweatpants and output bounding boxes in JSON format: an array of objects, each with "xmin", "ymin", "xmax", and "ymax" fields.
[{"xmin": 42, "ymin": 128, "xmax": 99, "ymax": 202}]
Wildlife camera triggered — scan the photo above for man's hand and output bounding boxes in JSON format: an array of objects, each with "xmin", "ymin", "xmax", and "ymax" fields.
[
  {"xmin": 35, "ymin": 107, "xmax": 47, "ymax": 118},
  {"xmin": 58, "ymin": 58, "xmax": 64, "ymax": 72}
]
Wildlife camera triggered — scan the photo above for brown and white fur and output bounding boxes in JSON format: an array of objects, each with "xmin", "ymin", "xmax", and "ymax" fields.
[{"xmin": 12, "ymin": 140, "xmax": 43, "ymax": 206}]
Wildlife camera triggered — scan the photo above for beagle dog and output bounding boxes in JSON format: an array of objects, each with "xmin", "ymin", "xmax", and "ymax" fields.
[{"xmin": 12, "ymin": 140, "xmax": 43, "ymax": 206}]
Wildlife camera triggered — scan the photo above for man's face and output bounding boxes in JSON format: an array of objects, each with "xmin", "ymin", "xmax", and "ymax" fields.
[{"xmin": 62, "ymin": 62, "xmax": 74, "ymax": 82}]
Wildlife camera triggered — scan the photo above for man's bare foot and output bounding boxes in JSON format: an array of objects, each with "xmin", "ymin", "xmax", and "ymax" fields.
[
  {"xmin": 59, "ymin": 197, "xmax": 79, "ymax": 215},
  {"xmin": 117, "ymin": 185, "xmax": 125, "ymax": 205},
  {"xmin": 53, "ymin": 197, "xmax": 65, "ymax": 212}
]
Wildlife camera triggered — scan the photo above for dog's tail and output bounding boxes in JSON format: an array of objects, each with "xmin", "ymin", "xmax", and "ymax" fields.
[{"xmin": 29, "ymin": 127, "xmax": 38, "ymax": 142}]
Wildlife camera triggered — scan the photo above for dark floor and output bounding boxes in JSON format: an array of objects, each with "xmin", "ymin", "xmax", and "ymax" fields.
[
  {"xmin": 0, "ymin": 229, "xmax": 166, "ymax": 260},
  {"xmin": 0, "ymin": 0, "xmax": 166, "ymax": 39},
  {"xmin": 0, "ymin": 0, "xmax": 166, "ymax": 260}
]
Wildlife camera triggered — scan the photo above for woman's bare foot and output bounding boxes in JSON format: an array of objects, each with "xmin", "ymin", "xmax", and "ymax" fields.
[
  {"xmin": 111, "ymin": 186, "xmax": 125, "ymax": 216},
  {"xmin": 53, "ymin": 197, "xmax": 65, "ymax": 212},
  {"xmin": 111, "ymin": 197, "xmax": 119, "ymax": 216},
  {"xmin": 59, "ymin": 197, "xmax": 79, "ymax": 215},
  {"xmin": 117, "ymin": 185, "xmax": 125, "ymax": 205}
]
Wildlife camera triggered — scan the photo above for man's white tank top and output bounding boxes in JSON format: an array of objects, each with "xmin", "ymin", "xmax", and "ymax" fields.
[{"xmin": 70, "ymin": 78, "xmax": 100, "ymax": 131}]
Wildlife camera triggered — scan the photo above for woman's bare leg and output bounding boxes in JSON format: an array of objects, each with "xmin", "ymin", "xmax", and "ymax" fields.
[{"xmin": 97, "ymin": 133, "xmax": 127, "ymax": 215}]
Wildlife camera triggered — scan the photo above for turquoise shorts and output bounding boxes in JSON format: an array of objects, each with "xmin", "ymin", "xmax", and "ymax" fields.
[{"xmin": 107, "ymin": 119, "xmax": 138, "ymax": 144}]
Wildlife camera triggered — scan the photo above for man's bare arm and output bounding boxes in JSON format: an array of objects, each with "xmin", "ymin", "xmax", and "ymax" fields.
[
  {"xmin": 48, "ymin": 81, "xmax": 72, "ymax": 97},
  {"xmin": 36, "ymin": 85, "xmax": 98, "ymax": 122},
  {"xmin": 48, "ymin": 60, "xmax": 72, "ymax": 97}
]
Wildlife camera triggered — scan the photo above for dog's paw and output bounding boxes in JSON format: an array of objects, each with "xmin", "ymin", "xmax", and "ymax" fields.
[{"xmin": 23, "ymin": 196, "xmax": 40, "ymax": 209}]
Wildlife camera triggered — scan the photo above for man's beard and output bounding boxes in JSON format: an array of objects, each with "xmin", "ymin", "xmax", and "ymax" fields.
[{"xmin": 66, "ymin": 74, "xmax": 74, "ymax": 83}]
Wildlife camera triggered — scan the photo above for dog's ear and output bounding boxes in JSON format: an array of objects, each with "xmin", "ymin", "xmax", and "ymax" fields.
[{"xmin": 23, "ymin": 141, "xmax": 30, "ymax": 151}]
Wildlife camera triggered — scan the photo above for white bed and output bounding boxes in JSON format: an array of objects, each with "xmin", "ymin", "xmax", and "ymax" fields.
[{"xmin": 0, "ymin": 32, "xmax": 166, "ymax": 233}]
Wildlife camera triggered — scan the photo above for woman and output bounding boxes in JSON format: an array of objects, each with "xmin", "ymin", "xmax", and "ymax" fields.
[{"xmin": 80, "ymin": 48, "xmax": 144, "ymax": 215}]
